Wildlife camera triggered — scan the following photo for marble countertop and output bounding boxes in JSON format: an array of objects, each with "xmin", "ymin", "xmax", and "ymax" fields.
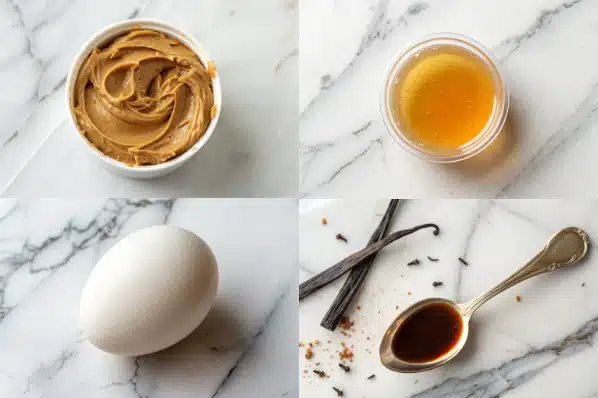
[
  {"xmin": 0, "ymin": 199, "xmax": 297, "ymax": 398},
  {"xmin": 0, "ymin": 0, "xmax": 297, "ymax": 197},
  {"xmin": 299, "ymin": 199, "xmax": 598, "ymax": 397},
  {"xmin": 300, "ymin": 0, "xmax": 598, "ymax": 198}
]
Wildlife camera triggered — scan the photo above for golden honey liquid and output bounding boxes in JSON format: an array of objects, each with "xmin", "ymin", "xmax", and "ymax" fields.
[{"xmin": 391, "ymin": 46, "xmax": 496, "ymax": 149}]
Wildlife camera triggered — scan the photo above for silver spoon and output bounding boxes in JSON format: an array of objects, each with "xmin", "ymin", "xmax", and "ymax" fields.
[{"xmin": 379, "ymin": 227, "xmax": 590, "ymax": 373}]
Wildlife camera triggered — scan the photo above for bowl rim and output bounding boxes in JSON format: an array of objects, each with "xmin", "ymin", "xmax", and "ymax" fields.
[
  {"xmin": 65, "ymin": 18, "xmax": 223, "ymax": 174},
  {"xmin": 379, "ymin": 32, "xmax": 509, "ymax": 164}
]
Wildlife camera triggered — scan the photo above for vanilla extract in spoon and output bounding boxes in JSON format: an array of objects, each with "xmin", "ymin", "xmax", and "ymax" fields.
[
  {"xmin": 391, "ymin": 302, "xmax": 462, "ymax": 363},
  {"xmin": 380, "ymin": 227, "xmax": 590, "ymax": 373}
]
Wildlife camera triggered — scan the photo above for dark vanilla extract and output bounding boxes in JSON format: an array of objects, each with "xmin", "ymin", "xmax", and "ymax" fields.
[{"xmin": 392, "ymin": 303, "xmax": 463, "ymax": 363}]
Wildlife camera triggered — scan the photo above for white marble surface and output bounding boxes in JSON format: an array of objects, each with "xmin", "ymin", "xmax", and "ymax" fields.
[
  {"xmin": 299, "ymin": 0, "xmax": 598, "ymax": 198},
  {"xmin": 0, "ymin": 0, "xmax": 297, "ymax": 197},
  {"xmin": 299, "ymin": 199, "xmax": 598, "ymax": 397},
  {"xmin": 0, "ymin": 199, "xmax": 298, "ymax": 398}
]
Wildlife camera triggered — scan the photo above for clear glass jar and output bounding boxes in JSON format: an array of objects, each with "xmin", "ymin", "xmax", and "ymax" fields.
[{"xmin": 380, "ymin": 33, "xmax": 509, "ymax": 163}]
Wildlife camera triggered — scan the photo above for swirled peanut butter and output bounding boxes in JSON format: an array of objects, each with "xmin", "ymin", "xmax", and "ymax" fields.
[{"xmin": 72, "ymin": 29, "xmax": 215, "ymax": 166}]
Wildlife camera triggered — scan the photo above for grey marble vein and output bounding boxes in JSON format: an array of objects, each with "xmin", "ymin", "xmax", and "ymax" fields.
[
  {"xmin": 497, "ymin": 80, "xmax": 598, "ymax": 198},
  {"xmin": 0, "ymin": 199, "xmax": 175, "ymax": 324},
  {"xmin": 28, "ymin": 0, "xmax": 74, "ymax": 33},
  {"xmin": 493, "ymin": 202, "xmax": 553, "ymax": 233},
  {"xmin": 2, "ymin": 0, "xmax": 42, "ymax": 146},
  {"xmin": 303, "ymin": 136, "xmax": 383, "ymax": 197},
  {"xmin": 98, "ymin": 356, "xmax": 147, "ymax": 398},
  {"xmin": 0, "ymin": 201, "xmax": 18, "ymax": 224},
  {"xmin": 454, "ymin": 200, "xmax": 554, "ymax": 301},
  {"xmin": 1, "ymin": 0, "xmax": 149, "ymax": 148},
  {"xmin": 298, "ymin": 263, "xmax": 316, "ymax": 278},
  {"xmin": 130, "ymin": 357, "xmax": 148, "ymax": 398},
  {"xmin": 301, "ymin": 121, "xmax": 374, "ymax": 185},
  {"xmin": 211, "ymin": 287, "xmax": 290, "ymax": 398},
  {"xmin": 5, "ymin": 0, "xmax": 41, "ymax": 67},
  {"xmin": 275, "ymin": 48, "xmax": 298, "ymax": 74},
  {"xmin": 128, "ymin": 7, "xmax": 141, "ymax": 19},
  {"xmin": 453, "ymin": 200, "xmax": 493, "ymax": 302},
  {"xmin": 25, "ymin": 348, "xmax": 78, "ymax": 394},
  {"xmin": 301, "ymin": 1, "xmax": 429, "ymax": 117},
  {"xmin": 411, "ymin": 313, "xmax": 598, "ymax": 397},
  {"xmin": 358, "ymin": 1, "xmax": 427, "ymax": 55},
  {"xmin": 494, "ymin": 0, "xmax": 585, "ymax": 61},
  {"xmin": 3, "ymin": 0, "xmax": 83, "ymax": 131}
]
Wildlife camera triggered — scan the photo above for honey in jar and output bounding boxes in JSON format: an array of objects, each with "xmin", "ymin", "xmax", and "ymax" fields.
[{"xmin": 390, "ymin": 45, "xmax": 496, "ymax": 150}]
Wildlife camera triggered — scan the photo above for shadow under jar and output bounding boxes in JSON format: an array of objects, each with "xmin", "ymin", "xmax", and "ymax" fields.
[{"xmin": 380, "ymin": 33, "xmax": 509, "ymax": 163}]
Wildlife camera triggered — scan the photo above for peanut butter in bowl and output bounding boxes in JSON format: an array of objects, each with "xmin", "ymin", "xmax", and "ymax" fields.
[{"xmin": 71, "ymin": 27, "xmax": 217, "ymax": 167}]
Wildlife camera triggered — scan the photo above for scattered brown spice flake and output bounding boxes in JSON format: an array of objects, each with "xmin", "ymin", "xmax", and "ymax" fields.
[
  {"xmin": 516, "ymin": 295, "xmax": 521, "ymax": 302},
  {"xmin": 298, "ymin": 342, "xmax": 304, "ymax": 347},
  {"xmin": 313, "ymin": 370, "xmax": 326, "ymax": 378},
  {"xmin": 327, "ymin": 340, "xmax": 332, "ymax": 344},
  {"xmin": 332, "ymin": 387, "xmax": 344, "ymax": 396},
  {"xmin": 305, "ymin": 348, "xmax": 313, "ymax": 360},
  {"xmin": 459, "ymin": 257, "xmax": 469, "ymax": 266},
  {"xmin": 207, "ymin": 60, "xmax": 217, "ymax": 78},
  {"xmin": 367, "ymin": 374, "xmax": 376, "ymax": 380},
  {"xmin": 336, "ymin": 233, "xmax": 348, "ymax": 243},
  {"xmin": 432, "ymin": 281, "xmax": 443, "ymax": 287},
  {"xmin": 314, "ymin": 340, "xmax": 320, "ymax": 345},
  {"xmin": 396, "ymin": 305, "xmax": 399, "ymax": 310},
  {"xmin": 408, "ymin": 292, "xmax": 412, "ymax": 295},
  {"xmin": 210, "ymin": 104, "xmax": 218, "ymax": 119},
  {"xmin": 356, "ymin": 306, "xmax": 361, "ymax": 310},
  {"xmin": 315, "ymin": 362, "xmax": 320, "ymax": 366},
  {"xmin": 582, "ymin": 283, "xmax": 586, "ymax": 287},
  {"xmin": 366, "ymin": 336, "xmax": 370, "ymax": 340},
  {"xmin": 427, "ymin": 256, "xmax": 439, "ymax": 262},
  {"xmin": 339, "ymin": 343, "xmax": 354, "ymax": 360},
  {"xmin": 322, "ymin": 217, "xmax": 327, "ymax": 225},
  {"xmin": 339, "ymin": 317, "xmax": 355, "ymax": 330},
  {"xmin": 303, "ymin": 369, "xmax": 308, "ymax": 374},
  {"xmin": 309, "ymin": 342, "xmax": 313, "ymax": 348},
  {"xmin": 339, "ymin": 363, "xmax": 351, "ymax": 373},
  {"xmin": 407, "ymin": 259, "xmax": 420, "ymax": 266}
]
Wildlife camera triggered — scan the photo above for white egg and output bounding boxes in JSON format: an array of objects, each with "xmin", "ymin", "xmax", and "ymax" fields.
[{"xmin": 79, "ymin": 225, "xmax": 218, "ymax": 356}]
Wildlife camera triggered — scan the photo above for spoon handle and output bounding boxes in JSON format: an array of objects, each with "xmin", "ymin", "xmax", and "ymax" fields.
[{"xmin": 459, "ymin": 227, "xmax": 590, "ymax": 317}]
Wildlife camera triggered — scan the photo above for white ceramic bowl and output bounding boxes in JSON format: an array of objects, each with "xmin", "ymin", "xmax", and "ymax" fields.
[{"xmin": 66, "ymin": 19, "xmax": 222, "ymax": 179}]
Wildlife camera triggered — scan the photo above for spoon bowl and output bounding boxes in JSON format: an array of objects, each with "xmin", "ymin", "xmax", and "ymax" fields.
[
  {"xmin": 380, "ymin": 227, "xmax": 590, "ymax": 373},
  {"xmin": 380, "ymin": 298, "xmax": 470, "ymax": 373}
]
